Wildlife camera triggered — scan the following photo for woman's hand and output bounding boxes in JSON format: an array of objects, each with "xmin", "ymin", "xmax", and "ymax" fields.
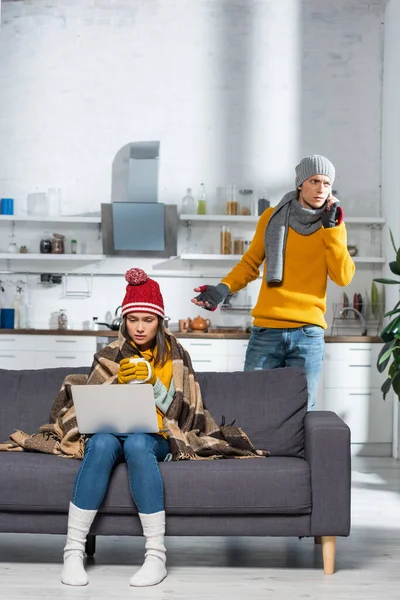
[{"xmin": 118, "ymin": 358, "xmax": 156, "ymax": 385}]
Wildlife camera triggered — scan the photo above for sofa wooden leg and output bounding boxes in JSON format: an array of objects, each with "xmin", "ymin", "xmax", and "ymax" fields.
[
  {"xmin": 85, "ymin": 534, "xmax": 96, "ymax": 557},
  {"xmin": 321, "ymin": 536, "xmax": 336, "ymax": 574},
  {"xmin": 314, "ymin": 536, "xmax": 322, "ymax": 545}
]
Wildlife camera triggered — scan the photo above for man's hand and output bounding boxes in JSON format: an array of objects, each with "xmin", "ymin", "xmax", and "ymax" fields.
[
  {"xmin": 321, "ymin": 197, "xmax": 344, "ymax": 228},
  {"xmin": 191, "ymin": 283, "xmax": 230, "ymax": 311}
]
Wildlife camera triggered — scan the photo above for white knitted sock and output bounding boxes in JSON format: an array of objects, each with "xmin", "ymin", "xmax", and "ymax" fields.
[
  {"xmin": 130, "ymin": 511, "xmax": 167, "ymax": 587},
  {"xmin": 61, "ymin": 502, "xmax": 97, "ymax": 586}
]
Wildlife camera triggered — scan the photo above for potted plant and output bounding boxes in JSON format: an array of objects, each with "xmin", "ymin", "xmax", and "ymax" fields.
[{"xmin": 374, "ymin": 230, "xmax": 400, "ymax": 400}]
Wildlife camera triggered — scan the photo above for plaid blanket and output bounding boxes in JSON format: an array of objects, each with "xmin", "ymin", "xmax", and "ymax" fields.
[{"xmin": 0, "ymin": 330, "xmax": 268, "ymax": 461}]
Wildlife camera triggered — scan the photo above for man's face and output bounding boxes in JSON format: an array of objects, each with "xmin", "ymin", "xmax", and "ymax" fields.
[{"xmin": 298, "ymin": 175, "xmax": 332, "ymax": 209}]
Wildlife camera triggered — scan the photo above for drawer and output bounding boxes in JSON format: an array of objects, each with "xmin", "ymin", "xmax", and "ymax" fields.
[
  {"xmin": 325, "ymin": 343, "xmax": 380, "ymax": 365},
  {"xmin": 324, "ymin": 360, "xmax": 383, "ymax": 389},
  {"xmin": 320, "ymin": 388, "xmax": 393, "ymax": 444},
  {"xmin": 33, "ymin": 335, "xmax": 96, "ymax": 353},
  {"xmin": 227, "ymin": 354, "xmax": 246, "ymax": 372},
  {"xmin": 180, "ymin": 339, "xmax": 228, "ymax": 357},
  {"xmin": 0, "ymin": 335, "xmax": 36, "ymax": 351},
  {"xmin": 34, "ymin": 352, "xmax": 93, "ymax": 369},
  {"xmin": 226, "ymin": 340, "xmax": 249, "ymax": 353},
  {"xmin": 0, "ymin": 350, "xmax": 35, "ymax": 370},
  {"xmin": 191, "ymin": 356, "xmax": 228, "ymax": 372}
]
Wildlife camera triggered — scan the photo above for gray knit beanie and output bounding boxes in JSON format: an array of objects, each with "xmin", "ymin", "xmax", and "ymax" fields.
[{"xmin": 295, "ymin": 155, "xmax": 335, "ymax": 188}]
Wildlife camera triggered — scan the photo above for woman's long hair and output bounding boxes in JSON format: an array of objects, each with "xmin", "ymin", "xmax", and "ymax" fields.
[{"xmin": 122, "ymin": 315, "xmax": 171, "ymax": 368}]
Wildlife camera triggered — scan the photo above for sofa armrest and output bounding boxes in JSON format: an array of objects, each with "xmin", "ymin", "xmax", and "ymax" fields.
[{"xmin": 304, "ymin": 410, "xmax": 351, "ymax": 537}]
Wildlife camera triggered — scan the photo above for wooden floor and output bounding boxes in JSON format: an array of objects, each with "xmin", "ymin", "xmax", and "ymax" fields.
[{"xmin": 1, "ymin": 457, "xmax": 400, "ymax": 599}]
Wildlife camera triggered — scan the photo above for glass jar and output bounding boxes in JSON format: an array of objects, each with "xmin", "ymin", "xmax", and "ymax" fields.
[
  {"xmin": 239, "ymin": 189, "xmax": 254, "ymax": 216},
  {"xmin": 51, "ymin": 237, "xmax": 64, "ymax": 254},
  {"xmin": 71, "ymin": 239, "xmax": 77, "ymax": 254},
  {"xmin": 58, "ymin": 309, "xmax": 68, "ymax": 330},
  {"xmin": 233, "ymin": 238, "xmax": 245, "ymax": 255},
  {"xmin": 220, "ymin": 226, "xmax": 232, "ymax": 254},
  {"xmin": 40, "ymin": 239, "xmax": 52, "ymax": 253},
  {"xmin": 225, "ymin": 184, "xmax": 238, "ymax": 215}
]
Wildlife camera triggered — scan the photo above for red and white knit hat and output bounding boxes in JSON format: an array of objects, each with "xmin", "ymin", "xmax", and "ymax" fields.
[{"xmin": 121, "ymin": 268, "xmax": 165, "ymax": 319}]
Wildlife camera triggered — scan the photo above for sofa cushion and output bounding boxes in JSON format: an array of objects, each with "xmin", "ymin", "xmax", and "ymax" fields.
[
  {"xmin": 0, "ymin": 367, "xmax": 90, "ymax": 442},
  {"xmin": 0, "ymin": 453, "xmax": 311, "ymax": 516},
  {"xmin": 0, "ymin": 366, "xmax": 306, "ymax": 458},
  {"xmin": 196, "ymin": 368, "xmax": 307, "ymax": 457}
]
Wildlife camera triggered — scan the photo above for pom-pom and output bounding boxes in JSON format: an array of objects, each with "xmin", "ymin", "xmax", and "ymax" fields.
[{"xmin": 125, "ymin": 268, "xmax": 149, "ymax": 286}]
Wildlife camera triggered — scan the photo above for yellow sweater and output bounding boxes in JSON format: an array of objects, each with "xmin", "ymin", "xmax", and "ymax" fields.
[{"xmin": 222, "ymin": 207, "xmax": 355, "ymax": 329}]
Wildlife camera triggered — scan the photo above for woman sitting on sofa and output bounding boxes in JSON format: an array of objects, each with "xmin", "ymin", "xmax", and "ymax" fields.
[{"xmin": 61, "ymin": 268, "xmax": 265, "ymax": 589}]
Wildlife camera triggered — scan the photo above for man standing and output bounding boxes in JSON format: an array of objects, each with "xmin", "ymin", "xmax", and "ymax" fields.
[{"xmin": 191, "ymin": 155, "xmax": 355, "ymax": 409}]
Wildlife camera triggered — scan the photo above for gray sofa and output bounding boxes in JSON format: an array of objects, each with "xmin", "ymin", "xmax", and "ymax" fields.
[{"xmin": 0, "ymin": 366, "xmax": 350, "ymax": 574}]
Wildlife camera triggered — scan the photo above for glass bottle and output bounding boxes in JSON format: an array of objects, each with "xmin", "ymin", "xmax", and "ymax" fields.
[
  {"xmin": 58, "ymin": 309, "xmax": 68, "ymax": 330},
  {"xmin": 197, "ymin": 183, "xmax": 207, "ymax": 215},
  {"xmin": 220, "ymin": 226, "xmax": 232, "ymax": 255},
  {"xmin": 181, "ymin": 188, "xmax": 195, "ymax": 214},
  {"xmin": 71, "ymin": 239, "xmax": 77, "ymax": 254}
]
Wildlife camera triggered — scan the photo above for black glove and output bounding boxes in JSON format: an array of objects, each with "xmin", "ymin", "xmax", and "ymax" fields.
[
  {"xmin": 193, "ymin": 283, "xmax": 230, "ymax": 311},
  {"xmin": 321, "ymin": 203, "xmax": 344, "ymax": 229}
]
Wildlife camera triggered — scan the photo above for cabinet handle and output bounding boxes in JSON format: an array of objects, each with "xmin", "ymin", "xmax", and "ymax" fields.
[
  {"xmin": 0, "ymin": 339, "xmax": 17, "ymax": 343},
  {"xmin": 55, "ymin": 356, "xmax": 77, "ymax": 359},
  {"xmin": 349, "ymin": 348, "xmax": 371, "ymax": 351},
  {"xmin": 0, "ymin": 354, "xmax": 16, "ymax": 358},
  {"xmin": 349, "ymin": 393, "xmax": 372, "ymax": 396},
  {"xmin": 55, "ymin": 340, "xmax": 76, "ymax": 344},
  {"xmin": 192, "ymin": 360, "xmax": 212, "ymax": 363},
  {"xmin": 349, "ymin": 364, "xmax": 371, "ymax": 367},
  {"xmin": 189, "ymin": 343, "xmax": 213, "ymax": 347}
]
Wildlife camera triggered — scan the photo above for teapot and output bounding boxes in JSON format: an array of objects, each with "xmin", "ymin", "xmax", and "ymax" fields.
[{"xmin": 188, "ymin": 315, "xmax": 211, "ymax": 331}]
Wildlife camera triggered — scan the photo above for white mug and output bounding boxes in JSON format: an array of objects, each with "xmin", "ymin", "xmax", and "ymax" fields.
[{"xmin": 128, "ymin": 357, "xmax": 152, "ymax": 384}]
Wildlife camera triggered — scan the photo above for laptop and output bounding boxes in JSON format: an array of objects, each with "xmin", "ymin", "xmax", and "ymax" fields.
[{"xmin": 71, "ymin": 384, "xmax": 160, "ymax": 435}]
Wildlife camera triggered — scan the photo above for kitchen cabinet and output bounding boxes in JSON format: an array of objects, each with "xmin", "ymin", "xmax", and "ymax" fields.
[
  {"xmin": 0, "ymin": 335, "xmax": 36, "ymax": 369},
  {"xmin": 179, "ymin": 339, "xmax": 228, "ymax": 372},
  {"xmin": 179, "ymin": 338, "xmax": 248, "ymax": 372},
  {"xmin": 0, "ymin": 334, "xmax": 96, "ymax": 369},
  {"xmin": 319, "ymin": 342, "xmax": 392, "ymax": 454}
]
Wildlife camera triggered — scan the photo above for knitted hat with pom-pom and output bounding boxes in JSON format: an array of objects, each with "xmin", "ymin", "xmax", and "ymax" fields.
[{"xmin": 121, "ymin": 268, "xmax": 165, "ymax": 318}]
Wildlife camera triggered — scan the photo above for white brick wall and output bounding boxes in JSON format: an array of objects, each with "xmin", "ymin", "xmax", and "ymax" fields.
[
  {"xmin": 0, "ymin": 0, "xmax": 384, "ymax": 212},
  {"xmin": 0, "ymin": 0, "xmax": 387, "ymax": 328}
]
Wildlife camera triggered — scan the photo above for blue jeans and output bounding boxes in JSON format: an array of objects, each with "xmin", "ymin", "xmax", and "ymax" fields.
[
  {"xmin": 244, "ymin": 325, "xmax": 325, "ymax": 410},
  {"xmin": 72, "ymin": 433, "xmax": 170, "ymax": 514}
]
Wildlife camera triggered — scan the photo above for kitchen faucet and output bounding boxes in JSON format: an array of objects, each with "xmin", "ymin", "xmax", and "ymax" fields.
[{"xmin": 339, "ymin": 307, "xmax": 367, "ymax": 336}]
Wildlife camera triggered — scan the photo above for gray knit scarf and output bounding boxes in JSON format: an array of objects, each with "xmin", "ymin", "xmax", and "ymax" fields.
[{"xmin": 265, "ymin": 190, "xmax": 332, "ymax": 284}]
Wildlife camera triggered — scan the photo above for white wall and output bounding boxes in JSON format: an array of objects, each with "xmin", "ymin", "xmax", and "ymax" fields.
[
  {"xmin": 381, "ymin": 0, "xmax": 400, "ymax": 458},
  {"xmin": 0, "ymin": 0, "xmax": 386, "ymax": 330}
]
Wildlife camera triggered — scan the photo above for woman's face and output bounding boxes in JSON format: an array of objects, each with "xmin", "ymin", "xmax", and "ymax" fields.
[{"xmin": 126, "ymin": 312, "xmax": 158, "ymax": 350}]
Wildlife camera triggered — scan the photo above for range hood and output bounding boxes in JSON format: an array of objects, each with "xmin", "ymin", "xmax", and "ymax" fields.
[{"xmin": 102, "ymin": 141, "xmax": 177, "ymax": 257}]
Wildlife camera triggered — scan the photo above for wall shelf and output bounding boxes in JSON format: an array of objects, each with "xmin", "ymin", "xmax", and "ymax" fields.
[
  {"xmin": 179, "ymin": 214, "xmax": 386, "ymax": 226},
  {"xmin": 0, "ymin": 253, "xmax": 105, "ymax": 261},
  {"xmin": 180, "ymin": 253, "xmax": 385, "ymax": 264},
  {"xmin": 0, "ymin": 215, "xmax": 101, "ymax": 224}
]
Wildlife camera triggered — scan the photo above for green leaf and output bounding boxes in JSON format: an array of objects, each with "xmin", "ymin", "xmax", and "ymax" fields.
[
  {"xmin": 380, "ymin": 317, "xmax": 400, "ymax": 342},
  {"xmin": 373, "ymin": 278, "xmax": 400, "ymax": 285},
  {"xmin": 377, "ymin": 341, "xmax": 396, "ymax": 370},
  {"xmin": 392, "ymin": 371, "xmax": 400, "ymax": 397},
  {"xmin": 384, "ymin": 301, "xmax": 400, "ymax": 318},
  {"xmin": 389, "ymin": 261, "xmax": 400, "ymax": 276},
  {"xmin": 389, "ymin": 362, "xmax": 398, "ymax": 378},
  {"xmin": 390, "ymin": 228, "xmax": 398, "ymax": 255},
  {"xmin": 384, "ymin": 308, "xmax": 400, "ymax": 318},
  {"xmin": 381, "ymin": 377, "xmax": 392, "ymax": 400}
]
